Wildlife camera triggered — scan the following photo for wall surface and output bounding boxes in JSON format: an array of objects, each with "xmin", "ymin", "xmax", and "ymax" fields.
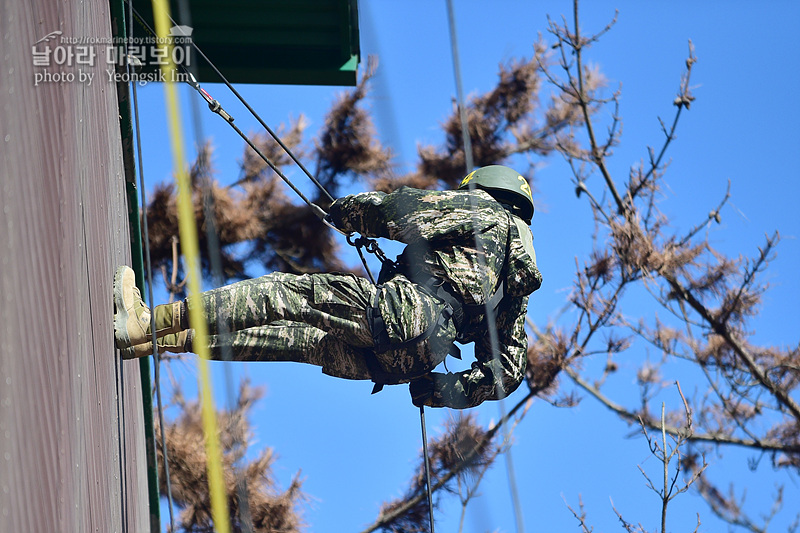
[{"xmin": 0, "ymin": 0, "xmax": 150, "ymax": 531}]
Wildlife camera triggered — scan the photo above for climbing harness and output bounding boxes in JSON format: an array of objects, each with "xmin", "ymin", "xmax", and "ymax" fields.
[
  {"xmin": 363, "ymin": 212, "xmax": 515, "ymax": 395},
  {"xmin": 393, "ymin": 229, "xmax": 512, "ymax": 336},
  {"xmin": 346, "ymin": 234, "xmax": 388, "ymax": 284}
]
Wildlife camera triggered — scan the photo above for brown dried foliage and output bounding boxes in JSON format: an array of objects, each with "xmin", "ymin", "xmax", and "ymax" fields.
[
  {"xmin": 418, "ymin": 57, "xmax": 543, "ymax": 187},
  {"xmin": 533, "ymin": 6, "xmax": 799, "ymax": 530},
  {"xmin": 144, "ymin": 135, "xmax": 347, "ymax": 285},
  {"xmin": 156, "ymin": 380, "xmax": 306, "ymax": 533},
  {"xmin": 374, "ymin": 42, "xmax": 581, "ymax": 197},
  {"xmin": 240, "ymin": 117, "xmax": 309, "ymax": 185},
  {"xmin": 526, "ymin": 329, "xmax": 569, "ymax": 396},
  {"xmin": 375, "ymin": 413, "xmax": 497, "ymax": 533},
  {"xmin": 316, "ymin": 56, "xmax": 393, "ymax": 196}
]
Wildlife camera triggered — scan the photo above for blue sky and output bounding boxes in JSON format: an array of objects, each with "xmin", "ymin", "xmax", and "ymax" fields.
[{"xmin": 133, "ymin": 2, "xmax": 800, "ymax": 531}]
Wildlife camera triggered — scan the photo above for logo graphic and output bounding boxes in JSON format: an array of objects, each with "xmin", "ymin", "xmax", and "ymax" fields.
[
  {"xmin": 33, "ymin": 30, "xmax": 62, "ymax": 46},
  {"xmin": 30, "ymin": 25, "xmax": 193, "ymax": 87}
]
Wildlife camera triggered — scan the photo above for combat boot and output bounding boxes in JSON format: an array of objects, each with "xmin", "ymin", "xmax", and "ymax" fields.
[
  {"xmin": 122, "ymin": 330, "xmax": 193, "ymax": 360},
  {"xmin": 113, "ymin": 266, "xmax": 183, "ymax": 352}
]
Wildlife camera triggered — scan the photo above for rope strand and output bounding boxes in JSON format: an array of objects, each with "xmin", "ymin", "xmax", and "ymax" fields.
[
  {"xmin": 126, "ymin": 0, "xmax": 176, "ymax": 528},
  {"xmin": 445, "ymin": 1, "xmax": 526, "ymax": 531},
  {"xmin": 420, "ymin": 406, "xmax": 436, "ymax": 533}
]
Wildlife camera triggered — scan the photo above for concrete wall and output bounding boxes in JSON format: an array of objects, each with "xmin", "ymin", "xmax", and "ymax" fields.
[{"xmin": 0, "ymin": 0, "xmax": 151, "ymax": 531}]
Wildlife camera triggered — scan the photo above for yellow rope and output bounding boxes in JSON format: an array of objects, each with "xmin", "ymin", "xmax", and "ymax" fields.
[{"xmin": 150, "ymin": 2, "xmax": 231, "ymax": 531}]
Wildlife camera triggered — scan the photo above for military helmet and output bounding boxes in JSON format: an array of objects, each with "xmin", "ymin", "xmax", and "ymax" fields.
[{"xmin": 458, "ymin": 165, "xmax": 534, "ymax": 223}]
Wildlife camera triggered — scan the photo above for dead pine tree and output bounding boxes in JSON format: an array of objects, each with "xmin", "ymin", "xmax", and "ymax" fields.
[
  {"xmin": 528, "ymin": 1, "xmax": 799, "ymax": 531},
  {"xmin": 155, "ymin": 380, "xmax": 307, "ymax": 532}
]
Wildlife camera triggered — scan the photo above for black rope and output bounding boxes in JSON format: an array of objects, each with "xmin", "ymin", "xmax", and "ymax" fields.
[
  {"xmin": 419, "ymin": 405, "xmax": 436, "ymax": 533},
  {"xmin": 125, "ymin": 0, "xmax": 176, "ymax": 529},
  {"xmin": 128, "ymin": 0, "xmax": 399, "ymax": 283},
  {"xmin": 182, "ymin": 42, "xmax": 335, "ymax": 204},
  {"xmin": 172, "ymin": 30, "xmax": 334, "ymax": 202},
  {"xmin": 127, "ymin": 1, "xmax": 390, "ymax": 265}
]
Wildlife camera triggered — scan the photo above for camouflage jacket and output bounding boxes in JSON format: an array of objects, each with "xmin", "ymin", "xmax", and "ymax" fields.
[{"xmin": 330, "ymin": 187, "xmax": 542, "ymax": 408}]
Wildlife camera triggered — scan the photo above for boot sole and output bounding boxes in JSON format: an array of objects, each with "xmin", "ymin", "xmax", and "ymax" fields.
[{"xmin": 113, "ymin": 266, "xmax": 132, "ymax": 350}]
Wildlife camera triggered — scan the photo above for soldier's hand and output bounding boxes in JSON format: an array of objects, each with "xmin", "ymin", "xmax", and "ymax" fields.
[
  {"xmin": 409, "ymin": 374, "xmax": 435, "ymax": 407},
  {"xmin": 327, "ymin": 199, "xmax": 347, "ymax": 229}
]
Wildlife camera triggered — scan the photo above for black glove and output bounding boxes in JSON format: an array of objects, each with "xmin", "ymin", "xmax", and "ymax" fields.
[
  {"xmin": 327, "ymin": 199, "xmax": 346, "ymax": 230},
  {"xmin": 409, "ymin": 374, "xmax": 435, "ymax": 407}
]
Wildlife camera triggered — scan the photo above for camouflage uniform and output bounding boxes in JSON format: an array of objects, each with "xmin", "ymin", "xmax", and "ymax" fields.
[{"xmin": 192, "ymin": 186, "xmax": 542, "ymax": 409}]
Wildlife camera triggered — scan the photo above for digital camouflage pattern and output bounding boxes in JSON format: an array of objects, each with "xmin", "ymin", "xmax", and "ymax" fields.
[
  {"xmin": 330, "ymin": 187, "xmax": 542, "ymax": 408},
  {"xmin": 187, "ymin": 186, "xmax": 541, "ymax": 409},
  {"xmin": 189, "ymin": 271, "xmax": 455, "ymax": 383}
]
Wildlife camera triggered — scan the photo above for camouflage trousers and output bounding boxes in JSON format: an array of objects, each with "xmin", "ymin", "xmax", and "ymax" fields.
[{"xmin": 187, "ymin": 272, "xmax": 457, "ymax": 382}]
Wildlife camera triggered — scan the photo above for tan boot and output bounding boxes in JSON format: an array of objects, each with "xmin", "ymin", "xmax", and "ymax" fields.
[
  {"xmin": 114, "ymin": 266, "xmax": 183, "ymax": 352},
  {"xmin": 114, "ymin": 266, "xmax": 151, "ymax": 351},
  {"xmin": 122, "ymin": 330, "xmax": 193, "ymax": 360}
]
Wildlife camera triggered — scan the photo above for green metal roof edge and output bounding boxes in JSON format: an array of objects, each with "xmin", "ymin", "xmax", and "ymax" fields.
[{"xmin": 130, "ymin": 0, "xmax": 360, "ymax": 86}]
